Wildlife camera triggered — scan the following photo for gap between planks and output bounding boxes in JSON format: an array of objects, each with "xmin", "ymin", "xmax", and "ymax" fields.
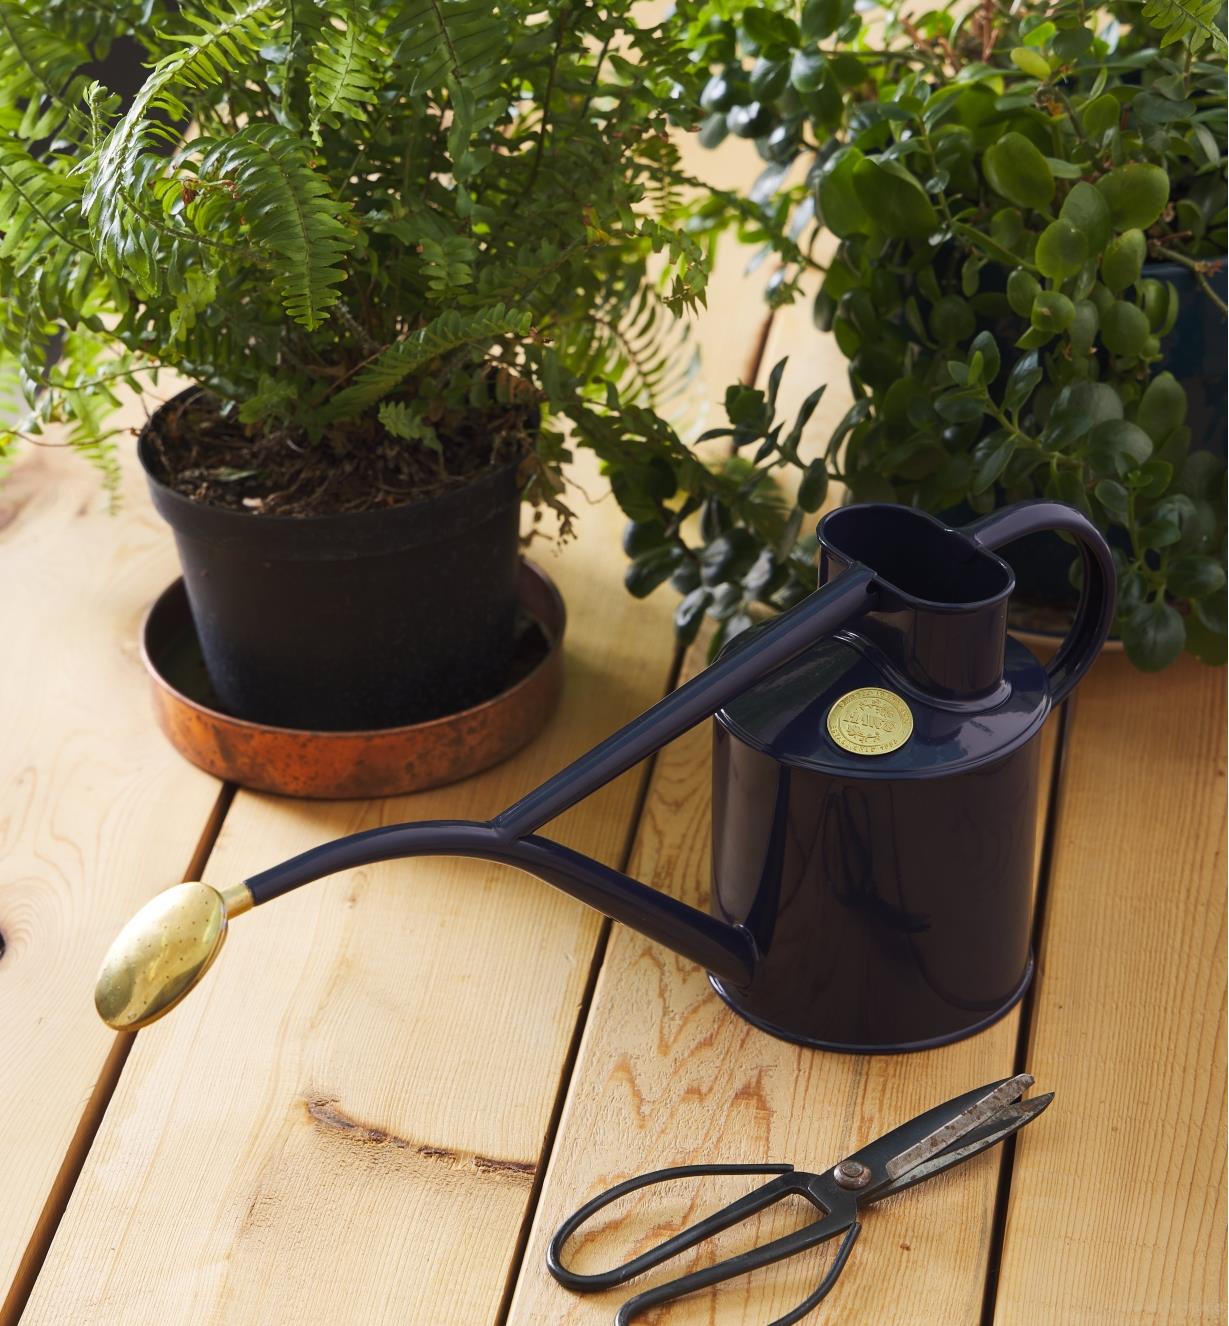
[
  {"xmin": 491, "ymin": 640, "xmax": 688, "ymax": 1326},
  {"xmin": 978, "ymin": 697, "xmax": 1073, "ymax": 1326},
  {"xmin": 0, "ymin": 782, "xmax": 236, "ymax": 1326}
]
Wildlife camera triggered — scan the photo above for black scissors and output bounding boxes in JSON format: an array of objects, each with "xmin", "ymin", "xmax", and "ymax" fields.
[{"xmin": 547, "ymin": 1073, "xmax": 1051, "ymax": 1325}]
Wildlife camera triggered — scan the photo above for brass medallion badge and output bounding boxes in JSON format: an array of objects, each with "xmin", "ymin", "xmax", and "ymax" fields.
[{"xmin": 826, "ymin": 687, "xmax": 914, "ymax": 756}]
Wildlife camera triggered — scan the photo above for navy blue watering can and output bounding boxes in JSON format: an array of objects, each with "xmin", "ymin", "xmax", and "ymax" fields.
[{"xmin": 96, "ymin": 500, "xmax": 1114, "ymax": 1053}]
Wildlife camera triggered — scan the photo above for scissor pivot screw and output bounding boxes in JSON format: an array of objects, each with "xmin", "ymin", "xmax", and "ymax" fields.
[{"xmin": 834, "ymin": 1160, "xmax": 871, "ymax": 1190}]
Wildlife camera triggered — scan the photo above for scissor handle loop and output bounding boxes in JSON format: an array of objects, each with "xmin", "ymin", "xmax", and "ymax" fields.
[
  {"xmin": 547, "ymin": 1163, "xmax": 797, "ymax": 1293},
  {"xmin": 615, "ymin": 1220, "xmax": 861, "ymax": 1326}
]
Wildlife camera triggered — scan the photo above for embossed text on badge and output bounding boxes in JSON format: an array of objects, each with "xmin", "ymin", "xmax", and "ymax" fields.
[{"xmin": 826, "ymin": 687, "xmax": 914, "ymax": 755}]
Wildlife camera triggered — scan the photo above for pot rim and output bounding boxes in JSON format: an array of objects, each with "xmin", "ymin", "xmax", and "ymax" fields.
[{"xmin": 137, "ymin": 385, "xmax": 530, "ymax": 532}]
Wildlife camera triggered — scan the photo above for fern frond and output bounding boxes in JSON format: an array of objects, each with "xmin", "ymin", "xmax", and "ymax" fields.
[
  {"xmin": 555, "ymin": 284, "xmax": 696, "ymax": 409},
  {"xmin": 82, "ymin": 0, "xmax": 281, "ymax": 291},
  {"xmin": 194, "ymin": 124, "xmax": 354, "ymax": 328},
  {"xmin": 1141, "ymin": 0, "xmax": 1227, "ymax": 51},
  {"xmin": 321, "ymin": 304, "xmax": 534, "ymax": 420},
  {"xmin": 0, "ymin": 1, "xmax": 91, "ymax": 142},
  {"xmin": 0, "ymin": 144, "xmax": 106, "ymax": 333},
  {"xmin": 308, "ymin": 0, "xmax": 384, "ymax": 141},
  {"xmin": 0, "ymin": 144, "xmax": 90, "ymax": 266},
  {"xmin": 387, "ymin": 0, "xmax": 507, "ymax": 94}
]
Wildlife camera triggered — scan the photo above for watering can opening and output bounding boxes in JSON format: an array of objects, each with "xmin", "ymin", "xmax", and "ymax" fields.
[{"xmin": 821, "ymin": 504, "xmax": 1015, "ymax": 608}]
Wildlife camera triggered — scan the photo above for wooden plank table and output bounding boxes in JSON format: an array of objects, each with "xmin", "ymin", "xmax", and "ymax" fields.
[{"xmin": 2, "ymin": 296, "xmax": 1225, "ymax": 1325}]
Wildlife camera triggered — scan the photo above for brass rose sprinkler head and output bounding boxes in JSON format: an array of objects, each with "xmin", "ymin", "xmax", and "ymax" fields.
[{"xmin": 94, "ymin": 881, "xmax": 253, "ymax": 1031}]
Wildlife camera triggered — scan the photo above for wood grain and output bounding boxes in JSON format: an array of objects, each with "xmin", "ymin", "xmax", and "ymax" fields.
[
  {"xmin": 20, "ymin": 446, "xmax": 682, "ymax": 1326},
  {"xmin": 991, "ymin": 652, "xmax": 1226, "ymax": 1326},
  {"xmin": 506, "ymin": 629, "xmax": 1060, "ymax": 1326},
  {"xmin": 0, "ymin": 387, "xmax": 225, "ymax": 1314}
]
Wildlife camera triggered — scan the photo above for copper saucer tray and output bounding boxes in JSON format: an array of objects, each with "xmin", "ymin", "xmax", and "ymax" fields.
[{"xmin": 142, "ymin": 560, "xmax": 566, "ymax": 799}]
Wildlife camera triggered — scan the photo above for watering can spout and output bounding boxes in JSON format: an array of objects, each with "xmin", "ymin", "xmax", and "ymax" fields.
[{"xmin": 95, "ymin": 565, "xmax": 883, "ymax": 1032}]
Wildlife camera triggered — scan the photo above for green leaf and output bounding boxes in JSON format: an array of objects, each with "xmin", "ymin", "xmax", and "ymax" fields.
[
  {"xmin": 1096, "ymin": 163, "xmax": 1170, "ymax": 231},
  {"xmin": 707, "ymin": 581, "xmax": 745, "ymax": 621},
  {"xmin": 0, "ymin": 1, "xmax": 92, "ymax": 143},
  {"xmin": 930, "ymin": 295, "xmax": 975, "ymax": 345},
  {"xmin": 1194, "ymin": 585, "xmax": 1228, "ymax": 633},
  {"xmin": 851, "ymin": 157, "xmax": 939, "ymax": 238},
  {"xmin": 388, "ymin": 0, "xmax": 509, "ymax": 93},
  {"xmin": 1082, "ymin": 93, "xmax": 1121, "ymax": 140},
  {"xmin": 1003, "ymin": 350, "xmax": 1043, "ymax": 413},
  {"xmin": 194, "ymin": 124, "xmax": 355, "ymax": 329},
  {"xmin": 1137, "ymin": 371, "xmax": 1188, "ymax": 443},
  {"xmin": 320, "ymin": 304, "xmax": 533, "ymax": 420},
  {"xmin": 801, "ymin": 0, "xmax": 845, "ymax": 40},
  {"xmin": 797, "ymin": 459, "xmax": 830, "ymax": 511},
  {"xmin": 1138, "ymin": 493, "xmax": 1196, "ymax": 547},
  {"xmin": 625, "ymin": 544, "xmax": 682, "ymax": 598},
  {"xmin": 1010, "ymin": 46, "xmax": 1052, "ymax": 79},
  {"xmin": 701, "ymin": 72, "xmax": 741, "ymax": 113},
  {"xmin": 1140, "ymin": 0, "xmax": 1227, "ymax": 53},
  {"xmin": 700, "ymin": 530, "xmax": 759, "ymax": 585},
  {"xmin": 1094, "ymin": 478, "xmax": 1130, "ymax": 521},
  {"xmin": 752, "ymin": 56, "xmax": 790, "ymax": 99},
  {"xmin": 1168, "ymin": 555, "xmax": 1226, "ymax": 598},
  {"xmin": 308, "ymin": 0, "xmax": 383, "ymax": 139},
  {"xmin": 1087, "ymin": 419, "xmax": 1153, "ymax": 475},
  {"xmin": 1136, "ymin": 458, "xmax": 1174, "ymax": 497},
  {"xmin": 816, "ymin": 146, "xmax": 870, "ymax": 238},
  {"xmin": 1121, "ymin": 599, "xmax": 1186, "ymax": 671},
  {"xmin": 1100, "ymin": 300, "xmax": 1152, "ymax": 356},
  {"xmin": 1053, "ymin": 467, "xmax": 1092, "ymax": 516},
  {"xmin": 1101, "ymin": 229, "xmax": 1147, "ymax": 293},
  {"xmin": 674, "ymin": 586, "xmax": 710, "ymax": 644},
  {"xmin": 972, "ymin": 432, "xmax": 1016, "ymax": 493},
  {"xmin": 84, "ymin": 0, "xmax": 280, "ymax": 293},
  {"xmin": 934, "ymin": 392, "xmax": 986, "ymax": 423},
  {"xmin": 698, "ymin": 113, "xmax": 729, "ymax": 149},
  {"xmin": 1007, "ymin": 269, "xmax": 1041, "ymax": 317},
  {"xmin": 970, "ymin": 330, "xmax": 1001, "ymax": 384},
  {"xmin": 1052, "ymin": 26, "xmax": 1094, "ymax": 58},
  {"xmin": 1070, "ymin": 300, "xmax": 1099, "ymax": 356},
  {"xmin": 1059, "ymin": 181, "xmax": 1113, "ymax": 255},
  {"xmin": 622, "ymin": 519, "xmax": 669, "ymax": 557},
  {"xmin": 790, "ymin": 48, "xmax": 826, "ymax": 93},
  {"xmin": 982, "ymin": 132, "xmax": 1055, "ymax": 210},
  {"xmin": 1031, "ymin": 289, "xmax": 1076, "ymax": 332},
  {"xmin": 1035, "ymin": 219, "xmax": 1088, "ymax": 280},
  {"xmin": 377, "ymin": 400, "xmax": 441, "ymax": 454}
]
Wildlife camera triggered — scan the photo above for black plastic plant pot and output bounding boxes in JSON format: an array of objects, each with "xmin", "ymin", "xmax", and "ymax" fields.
[{"xmin": 138, "ymin": 390, "xmax": 524, "ymax": 731}]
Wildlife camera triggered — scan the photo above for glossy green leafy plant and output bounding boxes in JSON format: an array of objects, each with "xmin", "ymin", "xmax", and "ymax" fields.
[
  {"xmin": 0, "ymin": 0, "xmax": 754, "ymax": 524},
  {"xmin": 653, "ymin": 0, "xmax": 1226, "ymax": 670}
]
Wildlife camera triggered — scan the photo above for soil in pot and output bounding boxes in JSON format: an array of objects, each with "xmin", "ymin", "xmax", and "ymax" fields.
[{"xmin": 141, "ymin": 389, "xmax": 536, "ymax": 731}]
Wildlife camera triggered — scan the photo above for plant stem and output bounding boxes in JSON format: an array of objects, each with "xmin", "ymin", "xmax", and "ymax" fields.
[
  {"xmin": 1150, "ymin": 243, "xmax": 1228, "ymax": 316},
  {"xmin": 524, "ymin": 5, "xmax": 569, "ymax": 198}
]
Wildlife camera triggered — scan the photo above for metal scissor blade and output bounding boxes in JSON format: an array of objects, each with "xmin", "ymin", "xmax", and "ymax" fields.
[
  {"xmin": 884, "ymin": 1073, "xmax": 1035, "ymax": 1181},
  {"xmin": 870, "ymin": 1092, "xmax": 1054, "ymax": 1203}
]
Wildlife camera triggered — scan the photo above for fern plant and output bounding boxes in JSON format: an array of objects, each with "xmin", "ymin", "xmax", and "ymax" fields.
[{"xmin": 0, "ymin": 0, "xmax": 766, "ymax": 520}]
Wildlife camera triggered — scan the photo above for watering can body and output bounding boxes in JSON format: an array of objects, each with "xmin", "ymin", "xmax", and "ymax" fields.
[
  {"xmin": 705, "ymin": 501, "xmax": 1100, "ymax": 1051},
  {"xmin": 709, "ymin": 591, "xmax": 1046, "ymax": 1051},
  {"xmin": 97, "ymin": 501, "xmax": 1116, "ymax": 1054}
]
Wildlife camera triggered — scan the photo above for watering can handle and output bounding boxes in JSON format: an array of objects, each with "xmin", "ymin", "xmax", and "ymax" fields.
[{"xmin": 962, "ymin": 500, "xmax": 1116, "ymax": 705}]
